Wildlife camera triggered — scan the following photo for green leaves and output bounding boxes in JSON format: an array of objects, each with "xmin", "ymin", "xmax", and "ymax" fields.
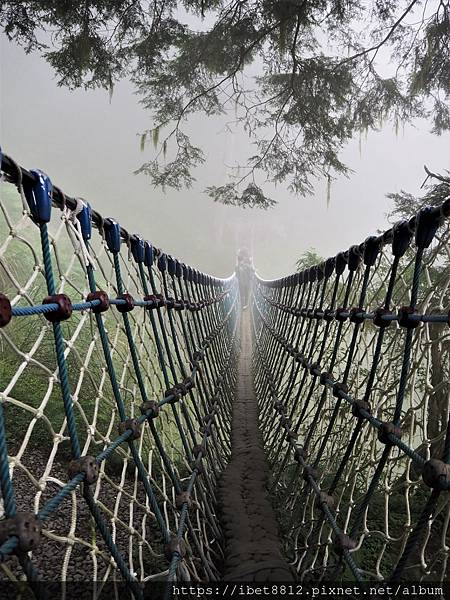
[
  {"xmin": 296, "ymin": 248, "xmax": 324, "ymax": 272},
  {"xmin": 152, "ymin": 126, "xmax": 160, "ymax": 149},
  {"xmin": 135, "ymin": 131, "xmax": 205, "ymax": 190},
  {"xmin": 206, "ymin": 182, "xmax": 277, "ymax": 209},
  {"xmin": 140, "ymin": 132, "xmax": 147, "ymax": 152},
  {"xmin": 3, "ymin": 0, "xmax": 449, "ymax": 208}
]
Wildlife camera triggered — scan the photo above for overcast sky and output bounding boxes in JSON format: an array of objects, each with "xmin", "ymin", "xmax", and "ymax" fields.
[{"xmin": 1, "ymin": 34, "xmax": 449, "ymax": 278}]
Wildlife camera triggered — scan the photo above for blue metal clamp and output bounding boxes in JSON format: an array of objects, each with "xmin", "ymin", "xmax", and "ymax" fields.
[
  {"xmin": 415, "ymin": 206, "xmax": 441, "ymax": 249},
  {"xmin": 144, "ymin": 242, "xmax": 154, "ymax": 268},
  {"xmin": 157, "ymin": 253, "xmax": 167, "ymax": 272},
  {"xmin": 103, "ymin": 218, "xmax": 122, "ymax": 254},
  {"xmin": 24, "ymin": 169, "xmax": 53, "ymax": 224},
  {"xmin": 77, "ymin": 201, "xmax": 92, "ymax": 241},
  {"xmin": 167, "ymin": 256, "xmax": 176, "ymax": 276},
  {"xmin": 130, "ymin": 235, "xmax": 145, "ymax": 264}
]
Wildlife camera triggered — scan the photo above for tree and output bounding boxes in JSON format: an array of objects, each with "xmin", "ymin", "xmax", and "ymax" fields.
[
  {"xmin": 1, "ymin": 1, "xmax": 449, "ymax": 208},
  {"xmin": 295, "ymin": 247, "xmax": 323, "ymax": 271}
]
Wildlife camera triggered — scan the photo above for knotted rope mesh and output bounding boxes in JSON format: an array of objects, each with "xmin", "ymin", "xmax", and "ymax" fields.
[
  {"xmin": 0, "ymin": 154, "xmax": 238, "ymax": 597},
  {"xmin": 252, "ymin": 193, "xmax": 450, "ymax": 583},
  {"xmin": 1, "ymin": 149, "xmax": 450, "ymax": 595}
]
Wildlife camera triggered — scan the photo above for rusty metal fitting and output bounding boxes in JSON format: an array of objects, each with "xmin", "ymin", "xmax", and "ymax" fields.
[
  {"xmin": 87, "ymin": 290, "xmax": 110, "ymax": 313},
  {"xmin": 192, "ymin": 444, "xmax": 205, "ymax": 458},
  {"xmin": 397, "ymin": 306, "xmax": 420, "ymax": 329},
  {"xmin": 165, "ymin": 296, "xmax": 176, "ymax": 309},
  {"xmin": 174, "ymin": 299, "xmax": 185, "ymax": 311},
  {"xmin": 280, "ymin": 416, "xmax": 292, "ymax": 428},
  {"xmin": 320, "ymin": 371, "xmax": 333, "ymax": 386},
  {"xmin": 373, "ymin": 307, "xmax": 392, "ymax": 328},
  {"xmin": 295, "ymin": 353, "xmax": 305, "ymax": 364},
  {"xmin": 176, "ymin": 381, "xmax": 188, "ymax": 396},
  {"xmin": 377, "ymin": 421, "xmax": 403, "ymax": 445},
  {"xmin": 351, "ymin": 399, "xmax": 371, "ymax": 419},
  {"xmin": 302, "ymin": 465, "xmax": 319, "ymax": 482},
  {"xmin": 309, "ymin": 362, "xmax": 321, "ymax": 377},
  {"xmin": 0, "ymin": 293, "xmax": 12, "ymax": 327},
  {"xmin": 43, "ymin": 294, "xmax": 73, "ymax": 322},
  {"xmin": 118, "ymin": 418, "xmax": 141, "ymax": 440},
  {"xmin": 316, "ymin": 492, "xmax": 334, "ymax": 512},
  {"xmin": 165, "ymin": 386, "xmax": 181, "ymax": 403},
  {"xmin": 192, "ymin": 460, "xmax": 204, "ymax": 476},
  {"xmin": 294, "ymin": 446, "xmax": 307, "ymax": 463},
  {"xmin": 333, "ymin": 533, "xmax": 357, "ymax": 555},
  {"xmin": 192, "ymin": 350, "xmax": 204, "ymax": 364},
  {"xmin": 0, "ymin": 512, "xmax": 42, "ymax": 553},
  {"xmin": 140, "ymin": 400, "xmax": 160, "ymax": 418},
  {"xmin": 164, "ymin": 536, "xmax": 187, "ymax": 561},
  {"xmin": 143, "ymin": 294, "xmax": 158, "ymax": 309},
  {"xmin": 349, "ymin": 307, "xmax": 365, "ymax": 324},
  {"xmin": 201, "ymin": 424, "xmax": 212, "ymax": 437},
  {"xmin": 422, "ymin": 459, "xmax": 450, "ymax": 490},
  {"xmin": 183, "ymin": 376, "xmax": 195, "ymax": 392},
  {"xmin": 324, "ymin": 308, "xmax": 335, "ymax": 322},
  {"xmin": 68, "ymin": 455, "xmax": 99, "ymax": 485},
  {"xmin": 332, "ymin": 381, "xmax": 348, "ymax": 398},
  {"xmin": 175, "ymin": 491, "xmax": 192, "ymax": 510},
  {"xmin": 335, "ymin": 307, "xmax": 349, "ymax": 322},
  {"xmin": 286, "ymin": 428, "xmax": 297, "ymax": 442},
  {"xmin": 116, "ymin": 293, "xmax": 135, "ymax": 313},
  {"xmin": 277, "ymin": 403, "xmax": 286, "ymax": 415},
  {"xmin": 203, "ymin": 412, "xmax": 215, "ymax": 424},
  {"xmin": 155, "ymin": 293, "xmax": 166, "ymax": 308}
]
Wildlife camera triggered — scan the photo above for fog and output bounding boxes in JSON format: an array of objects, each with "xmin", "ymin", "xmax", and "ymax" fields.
[{"xmin": 1, "ymin": 34, "xmax": 449, "ymax": 279}]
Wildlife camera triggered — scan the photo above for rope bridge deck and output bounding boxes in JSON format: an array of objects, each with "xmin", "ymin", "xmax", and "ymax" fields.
[
  {"xmin": 0, "ymin": 150, "xmax": 449, "ymax": 596},
  {"xmin": 218, "ymin": 310, "xmax": 293, "ymax": 581}
]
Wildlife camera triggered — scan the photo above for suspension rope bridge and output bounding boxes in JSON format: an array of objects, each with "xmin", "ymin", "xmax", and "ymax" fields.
[{"xmin": 0, "ymin": 150, "xmax": 448, "ymax": 598}]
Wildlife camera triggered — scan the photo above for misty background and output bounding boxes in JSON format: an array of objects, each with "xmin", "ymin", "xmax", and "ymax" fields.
[{"xmin": 1, "ymin": 33, "xmax": 449, "ymax": 279}]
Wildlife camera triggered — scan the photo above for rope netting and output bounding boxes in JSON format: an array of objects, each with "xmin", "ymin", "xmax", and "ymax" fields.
[
  {"xmin": 252, "ymin": 194, "xmax": 450, "ymax": 583},
  {"xmin": 0, "ymin": 153, "xmax": 238, "ymax": 597}
]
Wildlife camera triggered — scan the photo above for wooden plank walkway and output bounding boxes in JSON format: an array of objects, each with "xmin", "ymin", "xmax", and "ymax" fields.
[{"xmin": 218, "ymin": 310, "xmax": 293, "ymax": 581}]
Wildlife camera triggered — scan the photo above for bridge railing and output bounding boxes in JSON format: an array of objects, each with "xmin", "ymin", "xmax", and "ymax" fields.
[
  {"xmin": 252, "ymin": 192, "xmax": 450, "ymax": 582},
  {"xmin": 0, "ymin": 152, "xmax": 238, "ymax": 597}
]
